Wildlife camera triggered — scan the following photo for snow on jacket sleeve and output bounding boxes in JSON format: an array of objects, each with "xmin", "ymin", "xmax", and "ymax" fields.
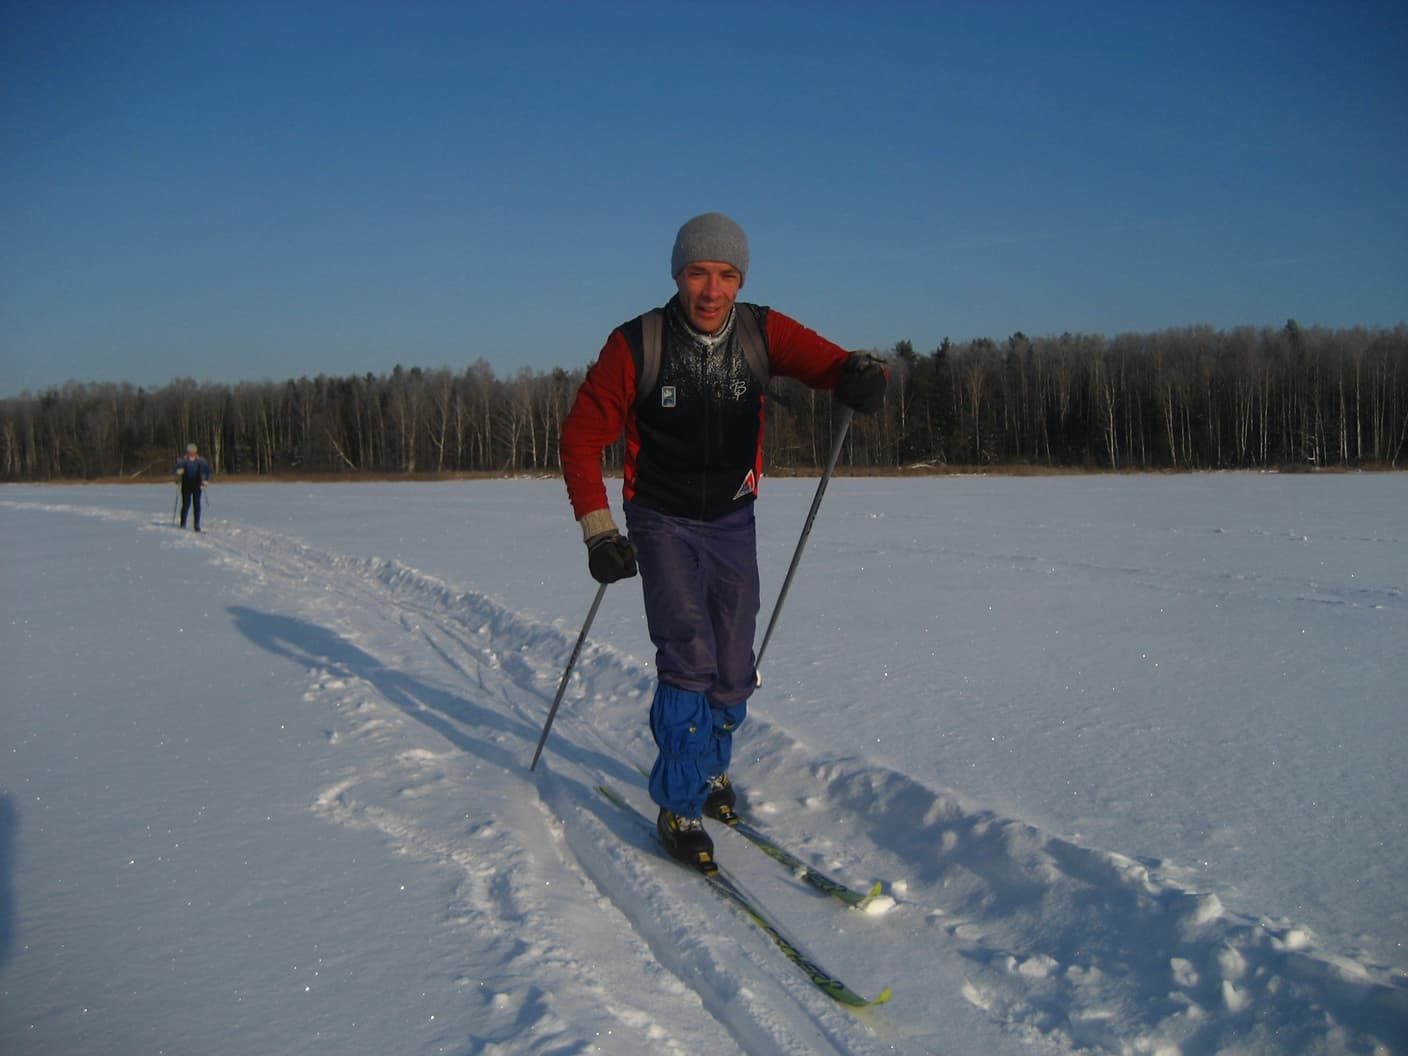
[
  {"xmin": 762, "ymin": 309, "xmax": 853, "ymax": 388},
  {"xmin": 560, "ymin": 329, "xmax": 637, "ymax": 524}
]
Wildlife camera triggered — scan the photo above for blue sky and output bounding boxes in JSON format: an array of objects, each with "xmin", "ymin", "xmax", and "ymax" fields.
[{"xmin": 3, "ymin": 0, "xmax": 1405, "ymax": 396}]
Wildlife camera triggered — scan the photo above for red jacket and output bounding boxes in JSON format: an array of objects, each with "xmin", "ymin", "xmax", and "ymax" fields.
[{"xmin": 562, "ymin": 300, "xmax": 851, "ymax": 524}]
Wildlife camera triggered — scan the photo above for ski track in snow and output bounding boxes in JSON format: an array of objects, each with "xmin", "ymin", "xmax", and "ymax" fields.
[{"xmin": 7, "ymin": 497, "xmax": 1407, "ymax": 1055}]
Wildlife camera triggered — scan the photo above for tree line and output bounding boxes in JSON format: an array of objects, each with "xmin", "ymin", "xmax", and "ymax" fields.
[{"xmin": 3, "ymin": 319, "xmax": 1405, "ymax": 482}]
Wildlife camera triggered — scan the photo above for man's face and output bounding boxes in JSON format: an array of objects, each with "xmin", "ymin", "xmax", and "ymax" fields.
[{"xmin": 675, "ymin": 261, "xmax": 743, "ymax": 334}]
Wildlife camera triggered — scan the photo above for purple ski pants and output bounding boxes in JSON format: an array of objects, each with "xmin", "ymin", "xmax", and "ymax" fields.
[{"xmin": 625, "ymin": 502, "xmax": 759, "ymax": 816}]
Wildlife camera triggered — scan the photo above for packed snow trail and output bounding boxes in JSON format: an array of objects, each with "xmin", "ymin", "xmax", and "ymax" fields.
[
  {"xmin": 3, "ymin": 489, "xmax": 1405, "ymax": 1055},
  {"xmin": 129, "ymin": 510, "xmax": 900, "ymax": 1054}
]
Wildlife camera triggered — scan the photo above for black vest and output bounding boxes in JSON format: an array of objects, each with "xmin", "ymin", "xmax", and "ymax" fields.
[{"xmin": 623, "ymin": 299, "xmax": 772, "ymax": 521}]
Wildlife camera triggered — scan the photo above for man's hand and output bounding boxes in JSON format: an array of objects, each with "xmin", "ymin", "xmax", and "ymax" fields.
[
  {"xmin": 586, "ymin": 532, "xmax": 638, "ymax": 584},
  {"xmin": 835, "ymin": 352, "xmax": 888, "ymax": 414}
]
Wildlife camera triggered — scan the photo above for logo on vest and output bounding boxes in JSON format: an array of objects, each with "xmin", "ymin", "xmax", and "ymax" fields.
[
  {"xmin": 661, "ymin": 386, "xmax": 677, "ymax": 408},
  {"xmin": 732, "ymin": 470, "xmax": 758, "ymax": 501}
]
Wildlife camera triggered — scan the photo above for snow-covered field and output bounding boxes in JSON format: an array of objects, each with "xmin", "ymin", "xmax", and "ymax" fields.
[{"xmin": 2, "ymin": 474, "xmax": 1404, "ymax": 1055}]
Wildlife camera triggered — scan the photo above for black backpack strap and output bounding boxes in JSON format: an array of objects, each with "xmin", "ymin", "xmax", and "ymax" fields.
[
  {"xmin": 735, "ymin": 303, "xmax": 770, "ymax": 388},
  {"xmin": 636, "ymin": 310, "xmax": 663, "ymax": 404}
]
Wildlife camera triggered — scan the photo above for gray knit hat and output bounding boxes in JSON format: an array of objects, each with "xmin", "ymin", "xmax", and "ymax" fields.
[{"xmin": 671, "ymin": 212, "xmax": 749, "ymax": 284}]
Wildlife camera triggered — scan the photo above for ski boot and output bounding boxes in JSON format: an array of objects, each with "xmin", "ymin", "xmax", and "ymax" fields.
[
  {"xmin": 657, "ymin": 808, "xmax": 715, "ymax": 873},
  {"xmin": 703, "ymin": 773, "xmax": 740, "ymax": 826}
]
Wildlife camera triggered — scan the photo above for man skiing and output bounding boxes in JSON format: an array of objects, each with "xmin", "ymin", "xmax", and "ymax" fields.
[
  {"xmin": 173, "ymin": 442, "xmax": 213, "ymax": 531},
  {"xmin": 560, "ymin": 212, "xmax": 886, "ymax": 867}
]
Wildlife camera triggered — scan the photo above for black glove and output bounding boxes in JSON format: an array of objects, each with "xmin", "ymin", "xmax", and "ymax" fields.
[
  {"xmin": 834, "ymin": 353, "xmax": 887, "ymax": 414},
  {"xmin": 587, "ymin": 532, "xmax": 638, "ymax": 584}
]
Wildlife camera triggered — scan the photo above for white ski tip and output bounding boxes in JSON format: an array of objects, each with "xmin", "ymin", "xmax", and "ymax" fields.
[{"xmin": 858, "ymin": 882, "xmax": 896, "ymax": 916}]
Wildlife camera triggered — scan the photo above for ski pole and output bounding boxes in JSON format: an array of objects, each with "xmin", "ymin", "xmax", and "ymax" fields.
[
  {"xmin": 172, "ymin": 483, "xmax": 179, "ymax": 525},
  {"xmin": 755, "ymin": 402, "xmax": 855, "ymax": 678},
  {"xmin": 530, "ymin": 581, "xmax": 608, "ymax": 770}
]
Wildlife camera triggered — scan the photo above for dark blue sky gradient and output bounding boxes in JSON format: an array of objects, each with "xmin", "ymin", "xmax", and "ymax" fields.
[{"xmin": 3, "ymin": 0, "xmax": 1404, "ymax": 394}]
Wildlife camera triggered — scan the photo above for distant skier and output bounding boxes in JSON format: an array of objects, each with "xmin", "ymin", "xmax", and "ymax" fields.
[
  {"xmin": 173, "ymin": 442, "xmax": 212, "ymax": 531},
  {"xmin": 559, "ymin": 212, "xmax": 887, "ymax": 867}
]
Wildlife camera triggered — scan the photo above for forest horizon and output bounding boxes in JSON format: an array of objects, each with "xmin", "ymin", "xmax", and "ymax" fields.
[{"xmin": 5, "ymin": 319, "xmax": 1405, "ymax": 482}]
